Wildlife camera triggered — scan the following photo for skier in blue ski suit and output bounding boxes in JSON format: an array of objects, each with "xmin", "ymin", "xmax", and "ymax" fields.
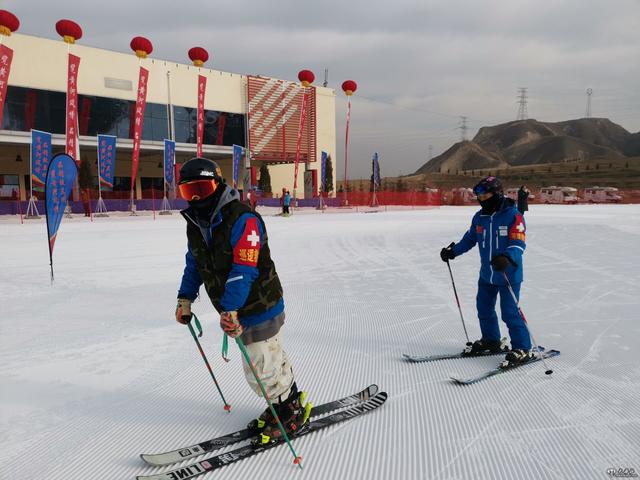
[{"xmin": 441, "ymin": 176, "xmax": 533, "ymax": 365}]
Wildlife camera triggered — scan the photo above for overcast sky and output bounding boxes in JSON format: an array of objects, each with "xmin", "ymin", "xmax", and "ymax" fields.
[{"xmin": 5, "ymin": 0, "xmax": 640, "ymax": 178}]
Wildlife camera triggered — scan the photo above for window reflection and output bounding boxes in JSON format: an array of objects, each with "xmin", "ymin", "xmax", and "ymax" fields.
[{"xmin": 2, "ymin": 86, "xmax": 245, "ymax": 147}]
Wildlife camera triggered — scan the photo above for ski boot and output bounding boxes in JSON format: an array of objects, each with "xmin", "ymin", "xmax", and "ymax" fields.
[
  {"xmin": 252, "ymin": 386, "xmax": 312, "ymax": 445},
  {"xmin": 462, "ymin": 338, "xmax": 508, "ymax": 356},
  {"xmin": 501, "ymin": 349, "xmax": 535, "ymax": 368}
]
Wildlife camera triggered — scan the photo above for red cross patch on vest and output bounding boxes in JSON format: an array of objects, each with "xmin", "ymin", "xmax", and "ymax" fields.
[
  {"xmin": 234, "ymin": 216, "xmax": 261, "ymax": 266},
  {"xmin": 509, "ymin": 214, "xmax": 526, "ymax": 241}
]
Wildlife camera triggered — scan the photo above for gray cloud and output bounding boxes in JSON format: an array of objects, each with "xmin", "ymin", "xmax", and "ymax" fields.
[{"xmin": 6, "ymin": 0, "xmax": 640, "ymax": 178}]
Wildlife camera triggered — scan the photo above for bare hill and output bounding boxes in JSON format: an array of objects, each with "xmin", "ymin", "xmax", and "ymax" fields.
[
  {"xmin": 416, "ymin": 117, "xmax": 638, "ymax": 173},
  {"xmin": 415, "ymin": 141, "xmax": 508, "ymax": 174}
]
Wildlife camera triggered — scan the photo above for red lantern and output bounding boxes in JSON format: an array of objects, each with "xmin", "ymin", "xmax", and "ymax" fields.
[
  {"xmin": 342, "ymin": 80, "xmax": 357, "ymax": 96},
  {"xmin": 0, "ymin": 10, "xmax": 19, "ymax": 36},
  {"xmin": 298, "ymin": 70, "xmax": 315, "ymax": 87},
  {"xmin": 130, "ymin": 36, "xmax": 153, "ymax": 59},
  {"xmin": 188, "ymin": 47, "xmax": 209, "ymax": 67},
  {"xmin": 55, "ymin": 19, "xmax": 83, "ymax": 44}
]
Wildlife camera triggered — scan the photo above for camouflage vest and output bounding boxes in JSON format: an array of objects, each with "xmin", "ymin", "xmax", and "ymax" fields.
[{"xmin": 185, "ymin": 201, "xmax": 283, "ymax": 318}]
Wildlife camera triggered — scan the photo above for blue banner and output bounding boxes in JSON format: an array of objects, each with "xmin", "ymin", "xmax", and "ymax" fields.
[
  {"xmin": 98, "ymin": 134, "xmax": 116, "ymax": 189},
  {"xmin": 31, "ymin": 130, "xmax": 52, "ymax": 190},
  {"xmin": 164, "ymin": 139, "xmax": 175, "ymax": 187},
  {"xmin": 320, "ymin": 151, "xmax": 327, "ymax": 192},
  {"xmin": 45, "ymin": 153, "xmax": 78, "ymax": 254},
  {"xmin": 232, "ymin": 144, "xmax": 243, "ymax": 188},
  {"xmin": 372, "ymin": 152, "xmax": 380, "ymax": 187}
]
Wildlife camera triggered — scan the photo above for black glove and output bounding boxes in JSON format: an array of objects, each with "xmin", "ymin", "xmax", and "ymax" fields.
[
  {"xmin": 491, "ymin": 255, "xmax": 513, "ymax": 272},
  {"xmin": 440, "ymin": 242, "xmax": 456, "ymax": 262}
]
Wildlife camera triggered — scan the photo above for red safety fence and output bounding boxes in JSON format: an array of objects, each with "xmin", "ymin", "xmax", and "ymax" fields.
[
  {"xmin": 439, "ymin": 188, "xmax": 640, "ymax": 205},
  {"xmin": 341, "ymin": 190, "xmax": 442, "ymax": 206}
]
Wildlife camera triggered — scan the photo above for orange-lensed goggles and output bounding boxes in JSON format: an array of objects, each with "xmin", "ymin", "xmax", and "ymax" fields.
[{"xmin": 178, "ymin": 179, "xmax": 218, "ymax": 201}]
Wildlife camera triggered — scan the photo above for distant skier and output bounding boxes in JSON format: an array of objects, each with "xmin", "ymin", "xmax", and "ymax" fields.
[
  {"xmin": 517, "ymin": 185, "xmax": 529, "ymax": 215},
  {"xmin": 283, "ymin": 190, "xmax": 291, "ymax": 216},
  {"xmin": 174, "ymin": 157, "xmax": 310, "ymax": 443},
  {"xmin": 247, "ymin": 187, "xmax": 258, "ymax": 212},
  {"xmin": 440, "ymin": 176, "xmax": 533, "ymax": 366}
]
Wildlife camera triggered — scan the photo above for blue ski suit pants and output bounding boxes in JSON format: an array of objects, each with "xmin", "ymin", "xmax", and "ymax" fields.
[{"xmin": 476, "ymin": 278, "xmax": 532, "ymax": 351}]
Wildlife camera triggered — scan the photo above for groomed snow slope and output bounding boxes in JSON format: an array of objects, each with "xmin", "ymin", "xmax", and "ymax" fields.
[{"xmin": 1, "ymin": 205, "xmax": 639, "ymax": 479}]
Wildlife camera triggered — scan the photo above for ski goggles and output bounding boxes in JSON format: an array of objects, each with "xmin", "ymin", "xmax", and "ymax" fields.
[
  {"xmin": 473, "ymin": 183, "xmax": 490, "ymax": 196},
  {"xmin": 178, "ymin": 179, "xmax": 218, "ymax": 201}
]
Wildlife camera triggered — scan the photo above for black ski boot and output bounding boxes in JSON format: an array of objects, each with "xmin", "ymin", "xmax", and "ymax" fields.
[
  {"xmin": 462, "ymin": 338, "xmax": 508, "ymax": 356},
  {"xmin": 501, "ymin": 349, "xmax": 535, "ymax": 368},
  {"xmin": 252, "ymin": 385, "xmax": 311, "ymax": 445}
]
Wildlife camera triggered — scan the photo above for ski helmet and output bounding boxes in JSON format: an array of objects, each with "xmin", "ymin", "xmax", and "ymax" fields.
[
  {"xmin": 179, "ymin": 157, "xmax": 223, "ymax": 183},
  {"xmin": 473, "ymin": 176, "xmax": 503, "ymax": 196},
  {"xmin": 178, "ymin": 157, "xmax": 224, "ymax": 202}
]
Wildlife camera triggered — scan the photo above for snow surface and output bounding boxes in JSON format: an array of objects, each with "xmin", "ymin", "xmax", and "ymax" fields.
[{"xmin": 1, "ymin": 205, "xmax": 639, "ymax": 480}]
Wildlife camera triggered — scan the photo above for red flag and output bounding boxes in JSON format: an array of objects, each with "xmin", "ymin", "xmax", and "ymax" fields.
[
  {"xmin": 0, "ymin": 45, "xmax": 14, "ymax": 128},
  {"xmin": 131, "ymin": 66, "xmax": 149, "ymax": 192},
  {"xmin": 65, "ymin": 54, "xmax": 81, "ymax": 162},
  {"xmin": 344, "ymin": 98, "xmax": 351, "ymax": 201},
  {"xmin": 197, "ymin": 75, "xmax": 206, "ymax": 157},
  {"xmin": 293, "ymin": 88, "xmax": 309, "ymax": 190}
]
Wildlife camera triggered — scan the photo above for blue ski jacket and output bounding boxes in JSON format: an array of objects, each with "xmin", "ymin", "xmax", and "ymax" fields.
[{"xmin": 452, "ymin": 197, "xmax": 526, "ymax": 286}]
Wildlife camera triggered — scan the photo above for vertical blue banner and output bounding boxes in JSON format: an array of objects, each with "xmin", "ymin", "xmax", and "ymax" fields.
[
  {"xmin": 31, "ymin": 130, "xmax": 52, "ymax": 189},
  {"xmin": 98, "ymin": 134, "xmax": 116, "ymax": 189},
  {"xmin": 320, "ymin": 151, "xmax": 327, "ymax": 192},
  {"xmin": 164, "ymin": 139, "xmax": 175, "ymax": 187},
  {"xmin": 232, "ymin": 144, "xmax": 243, "ymax": 188},
  {"xmin": 372, "ymin": 152, "xmax": 380, "ymax": 187},
  {"xmin": 45, "ymin": 153, "xmax": 78, "ymax": 255}
]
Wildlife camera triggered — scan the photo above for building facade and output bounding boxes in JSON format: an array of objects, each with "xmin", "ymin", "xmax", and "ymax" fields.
[{"xmin": 0, "ymin": 33, "xmax": 336, "ymax": 204}]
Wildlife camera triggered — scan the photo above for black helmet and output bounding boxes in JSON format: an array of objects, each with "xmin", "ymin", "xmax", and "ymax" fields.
[
  {"xmin": 473, "ymin": 176, "xmax": 503, "ymax": 196},
  {"xmin": 179, "ymin": 157, "xmax": 223, "ymax": 184}
]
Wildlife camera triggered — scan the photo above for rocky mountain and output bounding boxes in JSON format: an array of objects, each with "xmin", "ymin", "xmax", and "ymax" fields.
[{"xmin": 416, "ymin": 118, "xmax": 640, "ymax": 174}]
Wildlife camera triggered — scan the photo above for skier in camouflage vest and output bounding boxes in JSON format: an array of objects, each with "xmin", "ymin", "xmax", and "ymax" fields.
[{"xmin": 175, "ymin": 157, "xmax": 310, "ymax": 443}]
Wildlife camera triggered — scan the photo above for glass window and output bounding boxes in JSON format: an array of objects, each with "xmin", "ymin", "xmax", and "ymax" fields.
[
  {"xmin": 172, "ymin": 106, "xmax": 245, "ymax": 147},
  {"xmin": 141, "ymin": 177, "xmax": 164, "ymax": 190},
  {"xmin": 2, "ymin": 86, "xmax": 66, "ymax": 133},
  {"xmin": 0, "ymin": 174, "xmax": 20, "ymax": 199},
  {"xmin": 112, "ymin": 176, "xmax": 132, "ymax": 192},
  {"xmin": 2, "ymin": 86, "xmax": 244, "ymax": 146}
]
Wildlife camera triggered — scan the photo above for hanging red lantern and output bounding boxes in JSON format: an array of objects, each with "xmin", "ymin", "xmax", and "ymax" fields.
[
  {"xmin": 298, "ymin": 70, "xmax": 315, "ymax": 87},
  {"xmin": 0, "ymin": 10, "xmax": 19, "ymax": 36},
  {"xmin": 130, "ymin": 36, "xmax": 153, "ymax": 59},
  {"xmin": 342, "ymin": 80, "xmax": 357, "ymax": 96},
  {"xmin": 188, "ymin": 47, "xmax": 209, "ymax": 67},
  {"xmin": 55, "ymin": 19, "xmax": 83, "ymax": 44}
]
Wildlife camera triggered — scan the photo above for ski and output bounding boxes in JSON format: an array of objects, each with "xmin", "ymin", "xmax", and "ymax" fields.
[
  {"xmin": 403, "ymin": 337, "xmax": 510, "ymax": 363},
  {"xmin": 137, "ymin": 392, "xmax": 388, "ymax": 480},
  {"xmin": 403, "ymin": 350, "xmax": 506, "ymax": 363},
  {"xmin": 450, "ymin": 349, "xmax": 560, "ymax": 385},
  {"xmin": 140, "ymin": 384, "xmax": 378, "ymax": 466}
]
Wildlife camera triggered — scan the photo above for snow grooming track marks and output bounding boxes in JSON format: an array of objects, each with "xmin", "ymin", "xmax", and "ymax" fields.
[
  {"xmin": 136, "ymin": 392, "xmax": 388, "ymax": 480},
  {"xmin": 2, "ymin": 206, "xmax": 640, "ymax": 479},
  {"xmin": 140, "ymin": 384, "xmax": 379, "ymax": 466}
]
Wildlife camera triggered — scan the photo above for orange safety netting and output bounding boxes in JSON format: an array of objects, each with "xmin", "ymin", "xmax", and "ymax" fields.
[{"xmin": 340, "ymin": 190, "xmax": 442, "ymax": 206}]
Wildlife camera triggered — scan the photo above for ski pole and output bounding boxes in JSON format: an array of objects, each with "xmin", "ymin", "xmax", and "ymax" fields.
[
  {"xmin": 188, "ymin": 314, "xmax": 232, "ymax": 411},
  {"xmin": 445, "ymin": 257, "xmax": 471, "ymax": 344},
  {"xmin": 501, "ymin": 273, "xmax": 553, "ymax": 375},
  {"xmin": 235, "ymin": 337, "xmax": 303, "ymax": 468}
]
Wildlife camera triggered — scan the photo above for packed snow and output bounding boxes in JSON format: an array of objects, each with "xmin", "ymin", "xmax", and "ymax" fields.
[{"xmin": 1, "ymin": 204, "xmax": 639, "ymax": 479}]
